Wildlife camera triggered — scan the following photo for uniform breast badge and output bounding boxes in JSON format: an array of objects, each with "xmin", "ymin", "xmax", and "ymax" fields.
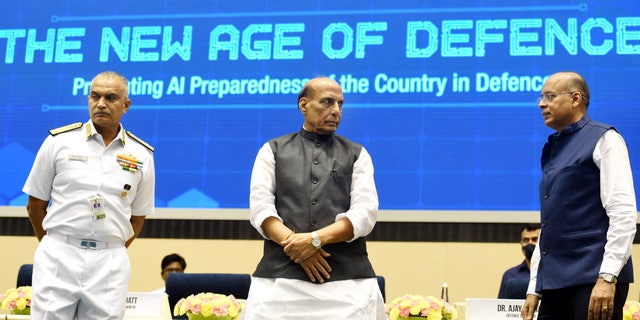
[{"xmin": 121, "ymin": 184, "xmax": 131, "ymax": 198}]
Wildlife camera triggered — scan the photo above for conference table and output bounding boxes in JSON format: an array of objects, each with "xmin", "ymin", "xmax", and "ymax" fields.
[{"xmin": 1, "ymin": 298, "xmax": 534, "ymax": 320}]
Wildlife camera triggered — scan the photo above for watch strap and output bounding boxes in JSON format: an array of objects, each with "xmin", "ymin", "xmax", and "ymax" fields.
[{"xmin": 599, "ymin": 273, "xmax": 618, "ymax": 284}]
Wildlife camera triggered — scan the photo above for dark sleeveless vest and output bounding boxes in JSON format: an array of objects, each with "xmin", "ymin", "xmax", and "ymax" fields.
[
  {"xmin": 252, "ymin": 129, "xmax": 377, "ymax": 282},
  {"xmin": 536, "ymin": 115, "xmax": 633, "ymax": 292}
]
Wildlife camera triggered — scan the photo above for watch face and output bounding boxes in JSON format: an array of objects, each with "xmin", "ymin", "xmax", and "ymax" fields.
[
  {"xmin": 601, "ymin": 274, "xmax": 616, "ymax": 283},
  {"xmin": 312, "ymin": 237, "xmax": 321, "ymax": 248}
]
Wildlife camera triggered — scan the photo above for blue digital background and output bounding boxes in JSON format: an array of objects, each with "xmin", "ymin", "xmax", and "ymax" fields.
[{"xmin": 1, "ymin": 1, "xmax": 639, "ymax": 210}]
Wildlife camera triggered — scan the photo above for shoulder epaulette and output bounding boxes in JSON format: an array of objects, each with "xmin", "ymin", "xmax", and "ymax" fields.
[
  {"xmin": 49, "ymin": 122, "xmax": 83, "ymax": 136},
  {"xmin": 126, "ymin": 131, "xmax": 155, "ymax": 152}
]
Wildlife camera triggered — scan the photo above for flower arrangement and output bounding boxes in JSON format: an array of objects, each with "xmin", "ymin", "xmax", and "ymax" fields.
[
  {"xmin": 0, "ymin": 286, "xmax": 32, "ymax": 315},
  {"xmin": 623, "ymin": 300, "xmax": 640, "ymax": 320},
  {"xmin": 173, "ymin": 292, "xmax": 241, "ymax": 320},
  {"xmin": 386, "ymin": 294, "xmax": 457, "ymax": 320}
]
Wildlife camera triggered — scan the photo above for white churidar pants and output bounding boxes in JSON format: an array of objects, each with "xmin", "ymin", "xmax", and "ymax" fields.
[{"xmin": 239, "ymin": 277, "xmax": 387, "ymax": 320}]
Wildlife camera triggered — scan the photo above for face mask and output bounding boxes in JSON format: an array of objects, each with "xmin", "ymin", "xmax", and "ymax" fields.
[{"xmin": 523, "ymin": 243, "xmax": 536, "ymax": 260}]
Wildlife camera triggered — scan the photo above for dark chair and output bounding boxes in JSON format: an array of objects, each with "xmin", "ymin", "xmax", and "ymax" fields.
[
  {"xmin": 376, "ymin": 275, "xmax": 386, "ymax": 302},
  {"xmin": 166, "ymin": 273, "xmax": 252, "ymax": 319},
  {"xmin": 16, "ymin": 264, "xmax": 33, "ymax": 287}
]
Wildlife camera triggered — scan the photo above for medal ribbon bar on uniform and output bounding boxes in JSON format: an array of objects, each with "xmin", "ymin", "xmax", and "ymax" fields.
[{"xmin": 117, "ymin": 154, "xmax": 143, "ymax": 172}]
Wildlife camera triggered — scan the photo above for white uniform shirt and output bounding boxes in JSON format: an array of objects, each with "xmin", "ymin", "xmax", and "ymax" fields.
[
  {"xmin": 527, "ymin": 129, "xmax": 637, "ymax": 295},
  {"xmin": 23, "ymin": 120, "xmax": 155, "ymax": 243}
]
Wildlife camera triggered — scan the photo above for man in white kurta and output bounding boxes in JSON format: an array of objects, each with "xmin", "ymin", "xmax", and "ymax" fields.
[{"xmin": 240, "ymin": 77, "xmax": 386, "ymax": 320}]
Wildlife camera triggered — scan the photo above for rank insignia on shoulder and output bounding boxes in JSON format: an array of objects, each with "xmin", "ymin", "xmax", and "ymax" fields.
[
  {"xmin": 126, "ymin": 131, "xmax": 154, "ymax": 152},
  {"xmin": 49, "ymin": 122, "xmax": 83, "ymax": 136}
]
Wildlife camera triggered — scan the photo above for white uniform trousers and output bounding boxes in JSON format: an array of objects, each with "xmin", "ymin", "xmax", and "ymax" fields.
[{"xmin": 32, "ymin": 233, "xmax": 130, "ymax": 320}]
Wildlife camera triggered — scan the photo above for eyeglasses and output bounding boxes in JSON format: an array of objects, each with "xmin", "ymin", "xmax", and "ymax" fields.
[{"xmin": 537, "ymin": 92, "xmax": 576, "ymax": 104}]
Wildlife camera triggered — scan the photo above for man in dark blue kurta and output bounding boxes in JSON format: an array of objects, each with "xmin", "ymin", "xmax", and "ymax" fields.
[{"xmin": 521, "ymin": 72, "xmax": 636, "ymax": 320}]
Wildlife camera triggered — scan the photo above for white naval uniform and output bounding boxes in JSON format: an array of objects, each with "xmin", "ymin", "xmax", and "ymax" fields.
[{"xmin": 23, "ymin": 120, "xmax": 155, "ymax": 320}]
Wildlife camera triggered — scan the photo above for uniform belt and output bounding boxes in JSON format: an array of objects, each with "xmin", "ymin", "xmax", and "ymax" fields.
[{"xmin": 47, "ymin": 230, "xmax": 124, "ymax": 250}]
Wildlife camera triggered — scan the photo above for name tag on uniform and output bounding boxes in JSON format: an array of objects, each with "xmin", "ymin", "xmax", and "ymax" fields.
[
  {"xmin": 68, "ymin": 154, "xmax": 88, "ymax": 161},
  {"xmin": 88, "ymin": 194, "xmax": 106, "ymax": 219}
]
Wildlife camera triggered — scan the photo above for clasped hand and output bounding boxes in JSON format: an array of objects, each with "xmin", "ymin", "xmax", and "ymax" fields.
[{"xmin": 281, "ymin": 233, "xmax": 332, "ymax": 283}]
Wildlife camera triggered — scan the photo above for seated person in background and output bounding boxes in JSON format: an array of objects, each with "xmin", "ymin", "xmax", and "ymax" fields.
[
  {"xmin": 498, "ymin": 224, "xmax": 541, "ymax": 299},
  {"xmin": 154, "ymin": 253, "xmax": 187, "ymax": 292}
]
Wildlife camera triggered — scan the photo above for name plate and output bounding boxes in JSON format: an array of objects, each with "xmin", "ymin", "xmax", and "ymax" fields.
[
  {"xmin": 124, "ymin": 292, "xmax": 171, "ymax": 320},
  {"xmin": 466, "ymin": 298, "xmax": 537, "ymax": 320}
]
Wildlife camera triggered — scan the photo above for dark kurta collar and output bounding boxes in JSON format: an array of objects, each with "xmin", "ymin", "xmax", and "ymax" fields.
[
  {"xmin": 555, "ymin": 114, "xmax": 591, "ymax": 137},
  {"xmin": 299, "ymin": 128, "xmax": 333, "ymax": 142}
]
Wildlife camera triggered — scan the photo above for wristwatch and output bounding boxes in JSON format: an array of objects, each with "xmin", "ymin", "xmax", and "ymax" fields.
[
  {"xmin": 599, "ymin": 273, "xmax": 617, "ymax": 284},
  {"xmin": 311, "ymin": 231, "xmax": 322, "ymax": 249}
]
